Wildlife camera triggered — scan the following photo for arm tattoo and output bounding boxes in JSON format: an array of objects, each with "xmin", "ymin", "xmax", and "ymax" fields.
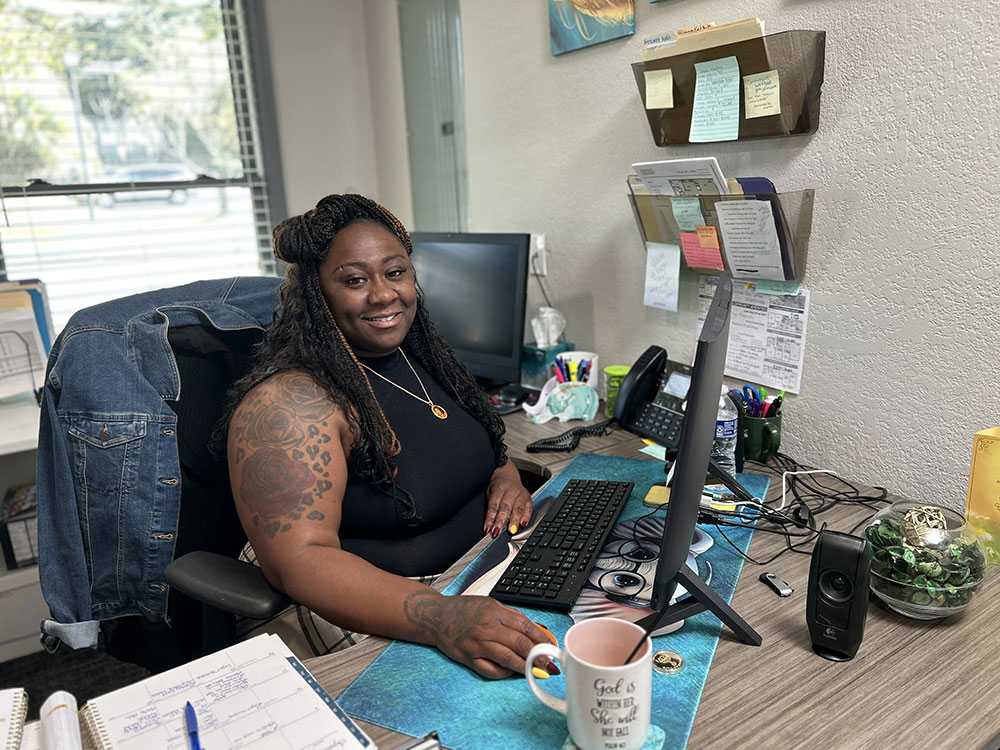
[
  {"xmin": 235, "ymin": 372, "xmax": 337, "ymax": 537},
  {"xmin": 403, "ymin": 590, "xmax": 492, "ymax": 645}
]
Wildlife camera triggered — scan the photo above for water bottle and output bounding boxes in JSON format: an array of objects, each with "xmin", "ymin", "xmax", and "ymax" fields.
[{"xmin": 712, "ymin": 385, "xmax": 738, "ymax": 476}]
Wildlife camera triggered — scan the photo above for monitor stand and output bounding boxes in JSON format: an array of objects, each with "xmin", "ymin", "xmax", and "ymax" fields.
[
  {"xmin": 635, "ymin": 457, "xmax": 762, "ymax": 646},
  {"xmin": 635, "ymin": 565, "xmax": 761, "ymax": 646}
]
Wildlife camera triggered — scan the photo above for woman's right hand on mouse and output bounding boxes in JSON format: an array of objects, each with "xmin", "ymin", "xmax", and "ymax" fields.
[{"xmin": 403, "ymin": 591, "xmax": 553, "ymax": 679}]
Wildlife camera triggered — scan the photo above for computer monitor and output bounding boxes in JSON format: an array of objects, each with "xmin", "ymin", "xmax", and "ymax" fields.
[
  {"xmin": 409, "ymin": 232, "xmax": 530, "ymax": 388},
  {"xmin": 636, "ymin": 274, "xmax": 761, "ymax": 646}
]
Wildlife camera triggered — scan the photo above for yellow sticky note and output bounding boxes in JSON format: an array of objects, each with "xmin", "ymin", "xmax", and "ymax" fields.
[
  {"xmin": 743, "ymin": 69, "xmax": 781, "ymax": 119},
  {"xmin": 644, "ymin": 68, "xmax": 674, "ymax": 109}
]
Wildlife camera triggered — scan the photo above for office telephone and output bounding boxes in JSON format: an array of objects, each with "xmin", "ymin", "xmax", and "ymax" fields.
[
  {"xmin": 614, "ymin": 344, "xmax": 746, "ymax": 471},
  {"xmin": 612, "ymin": 345, "xmax": 692, "ymax": 457}
]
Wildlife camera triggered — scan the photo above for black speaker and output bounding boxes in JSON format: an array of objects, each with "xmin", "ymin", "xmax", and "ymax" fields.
[{"xmin": 806, "ymin": 529, "xmax": 870, "ymax": 661}]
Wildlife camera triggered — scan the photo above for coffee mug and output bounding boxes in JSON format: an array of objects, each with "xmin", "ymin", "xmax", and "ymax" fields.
[
  {"xmin": 525, "ymin": 617, "xmax": 652, "ymax": 750},
  {"xmin": 743, "ymin": 413, "xmax": 781, "ymax": 462}
]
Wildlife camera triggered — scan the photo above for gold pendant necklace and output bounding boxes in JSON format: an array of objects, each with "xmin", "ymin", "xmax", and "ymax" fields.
[{"xmin": 359, "ymin": 349, "xmax": 448, "ymax": 420}]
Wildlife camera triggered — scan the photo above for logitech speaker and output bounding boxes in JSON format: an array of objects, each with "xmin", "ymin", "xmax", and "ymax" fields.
[{"xmin": 806, "ymin": 529, "xmax": 870, "ymax": 661}]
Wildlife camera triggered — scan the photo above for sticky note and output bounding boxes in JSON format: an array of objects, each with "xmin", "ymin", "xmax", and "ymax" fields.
[
  {"xmin": 679, "ymin": 232, "xmax": 725, "ymax": 271},
  {"xmin": 670, "ymin": 196, "xmax": 704, "ymax": 232},
  {"xmin": 696, "ymin": 225, "xmax": 719, "ymax": 249},
  {"xmin": 689, "ymin": 56, "xmax": 740, "ymax": 142},
  {"xmin": 644, "ymin": 68, "xmax": 674, "ymax": 109},
  {"xmin": 754, "ymin": 280, "xmax": 801, "ymax": 296},
  {"xmin": 643, "ymin": 242, "xmax": 680, "ymax": 311},
  {"xmin": 743, "ymin": 69, "xmax": 781, "ymax": 119}
]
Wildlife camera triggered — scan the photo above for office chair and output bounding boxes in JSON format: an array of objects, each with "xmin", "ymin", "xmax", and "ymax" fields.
[{"xmin": 101, "ymin": 322, "xmax": 290, "ymax": 672}]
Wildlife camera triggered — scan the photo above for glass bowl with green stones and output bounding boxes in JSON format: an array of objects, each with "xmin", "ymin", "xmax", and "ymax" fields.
[{"xmin": 864, "ymin": 501, "xmax": 989, "ymax": 620}]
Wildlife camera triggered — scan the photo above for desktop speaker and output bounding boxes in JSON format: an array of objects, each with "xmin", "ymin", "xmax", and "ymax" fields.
[{"xmin": 806, "ymin": 529, "xmax": 870, "ymax": 661}]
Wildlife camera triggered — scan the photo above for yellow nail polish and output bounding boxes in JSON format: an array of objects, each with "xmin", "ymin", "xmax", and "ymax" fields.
[
  {"xmin": 531, "ymin": 666, "xmax": 549, "ymax": 680},
  {"xmin": 509, "ymin": 523, "xmax": 518, "ymax": 534}
]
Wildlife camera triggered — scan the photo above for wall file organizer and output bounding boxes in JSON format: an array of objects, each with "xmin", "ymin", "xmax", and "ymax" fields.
[
  {"xmin": 632, "ymin": 30, "xmax": 826, "ymax": 146},
  {"xmin": 627, "ymin": 187, "xmax": 815, "ymax": 282}
]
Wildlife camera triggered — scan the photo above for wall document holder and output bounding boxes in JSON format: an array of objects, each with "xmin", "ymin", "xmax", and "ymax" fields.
[
  {"xmin": 627, "ymin": 187, "xmax": 815, "ymax": 282},
  {"xmin": 632, "ymin": 30, "xmax": 826, "ymax": 146}
]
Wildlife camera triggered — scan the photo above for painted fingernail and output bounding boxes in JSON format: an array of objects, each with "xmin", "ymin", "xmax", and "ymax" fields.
[
  {"xmin": 544, "ymin": 659, "xmax": 560, "ymax": 676},
  {"xmin": 491, "ymin": 527, "xmax": 500, "ymax": 539},
  {"xmin": 531, "ymin": 666, "xmax": 550, "ymax": 680},
  {"xmin": 534, "ymin": 622, "xmax": 557, "ymax": 645},
  {"xmin": 509, "ymin": 522, "xmax": 518, "ymax": 534}
]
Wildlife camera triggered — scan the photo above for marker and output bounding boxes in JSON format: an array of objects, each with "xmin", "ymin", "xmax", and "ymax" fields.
[
  {"xmin": 185, "ymin": 701, "xmax": 202, "ymax": 750},
  {"xmin": 568, "ymin": 360, "xmax": 579, "ymax": 381}
]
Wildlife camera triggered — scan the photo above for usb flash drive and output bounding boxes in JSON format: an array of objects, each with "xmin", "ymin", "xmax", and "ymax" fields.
[{"xmin": 759, "ymin": 572, "xmax": 793, "ymax": 597}]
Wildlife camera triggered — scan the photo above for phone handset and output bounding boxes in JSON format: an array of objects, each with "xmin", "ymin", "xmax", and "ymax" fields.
[{"xmin": 613, "ymin": 345, "xmax": 667, "ymax": 425}]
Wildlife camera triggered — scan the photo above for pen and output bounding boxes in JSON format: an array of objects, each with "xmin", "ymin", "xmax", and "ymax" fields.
[
  {"xmin": 185, "ymin": 701, "xmax": 202, "ymax": 750},
  {"xmin": 553, "ymin": 361, "xmax": 565, "ymax": 383},
  {"xmin": 771, "ymin": 395, "xmax": 782, "ymax": 415}
]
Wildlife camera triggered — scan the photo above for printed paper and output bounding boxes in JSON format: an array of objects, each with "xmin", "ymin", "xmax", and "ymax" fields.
[
  {"xmin": 714, "ymin": 199, "xmax": 785, "ymax": 281},
  {"xmin": 698, "ymin": 275, "xmax": 809, "ymax": 394}
]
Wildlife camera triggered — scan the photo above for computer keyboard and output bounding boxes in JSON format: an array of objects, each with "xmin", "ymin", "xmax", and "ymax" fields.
[{"xmin": 489, "ymin": 478, "xmax": 634, "ymax": 610}]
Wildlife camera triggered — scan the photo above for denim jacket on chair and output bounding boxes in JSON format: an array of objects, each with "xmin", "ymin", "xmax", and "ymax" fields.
[{"xmin": 37, "ymin": 276, "xmax": 281, "ymax": 650}]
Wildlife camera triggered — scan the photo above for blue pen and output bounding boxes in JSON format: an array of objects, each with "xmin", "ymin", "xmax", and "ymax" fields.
[{"xmin": 185, "ymin": 701, "xmax": 202, "ymax": 750}]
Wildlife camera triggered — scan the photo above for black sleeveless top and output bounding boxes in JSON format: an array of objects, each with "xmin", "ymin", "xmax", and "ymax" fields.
[{"xmin": 339, "ymin": 349, "xmax": 495, "ymax": 576}]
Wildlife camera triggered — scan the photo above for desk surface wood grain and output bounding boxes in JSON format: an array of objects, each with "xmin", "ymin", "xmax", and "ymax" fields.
[{"xmin": 307, "ymin": 414, "xmax": 1000, "ymax": 750}]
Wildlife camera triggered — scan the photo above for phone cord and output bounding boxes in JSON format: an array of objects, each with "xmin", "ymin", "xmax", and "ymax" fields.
[{"xmin": 525, "ymin": 419, "xmax": 616, "ymax": 453}]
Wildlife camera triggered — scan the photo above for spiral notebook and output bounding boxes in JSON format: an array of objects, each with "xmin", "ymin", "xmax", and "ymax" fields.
[
  {"xmin": 79, "ymin": 634, "xmax": 375, "ymax": 750},
  {"xmin": 0, "ymin": 688, "xmax": 28, "ymax": 750}
]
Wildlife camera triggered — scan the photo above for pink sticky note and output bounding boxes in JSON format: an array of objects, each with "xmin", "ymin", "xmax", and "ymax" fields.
[{"xmin": 679, "ymin": 232, "xmax": 725, "ymax": 270}]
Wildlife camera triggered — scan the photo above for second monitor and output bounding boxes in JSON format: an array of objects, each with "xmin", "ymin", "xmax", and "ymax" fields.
[{"xmin": 410, "ymin": 232, "xmax": 530, "ymax": 390}]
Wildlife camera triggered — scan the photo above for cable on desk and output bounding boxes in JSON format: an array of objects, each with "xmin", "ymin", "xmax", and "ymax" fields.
[
  {"xmin": 525, "ymin": 419, "xmax": 615, "ymax": 453},
  {"xmin": 696, "ymin": 451, "xmax": 891, "ymax": 565}
]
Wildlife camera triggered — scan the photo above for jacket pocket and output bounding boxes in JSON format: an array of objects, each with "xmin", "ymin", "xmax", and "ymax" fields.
[{"xmin": 68, "ymin": 417, "xmax": 147, "ymax": 496}]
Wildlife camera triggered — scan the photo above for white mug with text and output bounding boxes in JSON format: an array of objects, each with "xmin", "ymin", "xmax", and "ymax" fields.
[{"xmin": 524, "ymin": 617, "xmax": 652, "ymax": 750}]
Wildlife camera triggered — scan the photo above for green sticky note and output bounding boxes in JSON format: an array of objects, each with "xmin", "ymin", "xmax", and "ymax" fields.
[
  {"xmin": 754, "ymin": 280, "xmax": 801, "ymax": 296},
  {"xmin": 670, "ymin": 196, "xmax": 705, "ymax": 232},
  {"xmin": 689, "ymin": 56, "xmax": 740, "ymax": 143}
]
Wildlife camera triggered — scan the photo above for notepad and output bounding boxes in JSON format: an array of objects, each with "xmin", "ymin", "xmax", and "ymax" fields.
[
  {"xmin": 0, "ymin": 688, "xmax": 28, "ymax": 750},
  {"xmin": 76, "ymin": 634, "xmax": 375, "ymax": 750},
  {"xmin": 6, "ymin": 636, "xmax": 373, "ymax": 749}
]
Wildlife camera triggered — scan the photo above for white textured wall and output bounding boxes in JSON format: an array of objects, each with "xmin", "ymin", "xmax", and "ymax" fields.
[
  {"xmin": 458, "ymin": 0, "xmax": 1000, "ymax": 509},
  {"xmin": 268, "ymin": 0, "xmax": 1000, "ymax": 509}
]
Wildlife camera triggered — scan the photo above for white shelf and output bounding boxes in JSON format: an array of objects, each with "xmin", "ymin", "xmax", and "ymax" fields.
[
  {"xmin": 0, "ymin": 394, "xmax": 40, "ymax": 456},
  {"xmin": 0, "ymin": 564, "xmax": 47, "ymax": 661}
]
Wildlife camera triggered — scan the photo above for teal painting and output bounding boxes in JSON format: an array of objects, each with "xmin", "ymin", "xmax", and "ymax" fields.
[{"xmin": 549, "ymin": 0, "xmax": 635, "ymax": 56}]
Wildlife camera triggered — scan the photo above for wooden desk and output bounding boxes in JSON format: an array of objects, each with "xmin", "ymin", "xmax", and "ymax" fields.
[{"xmin": 307, "ymin": 414, "xmax": 1000, "ymax": 750}]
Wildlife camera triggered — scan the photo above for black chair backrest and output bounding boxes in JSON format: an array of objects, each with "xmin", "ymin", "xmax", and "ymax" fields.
[{"xmin": 102, "ymin": 323, "xmax": 263, "ymax": 671}]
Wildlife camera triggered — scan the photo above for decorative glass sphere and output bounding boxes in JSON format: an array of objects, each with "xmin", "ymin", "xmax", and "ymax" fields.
[{"xmin": 864, "ymin": 501, "xmax": 989, "ymax": 620}]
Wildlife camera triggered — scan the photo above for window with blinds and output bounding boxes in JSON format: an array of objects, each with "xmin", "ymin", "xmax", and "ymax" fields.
[{"xmin": 0, "ymin": 0, "xmax": 277, "ymax": 331}]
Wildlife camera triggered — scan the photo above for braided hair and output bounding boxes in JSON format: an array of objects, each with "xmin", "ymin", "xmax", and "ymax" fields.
[{"xmin": 222, "ymin": 193, "xmax": 508, "ymax": 487}]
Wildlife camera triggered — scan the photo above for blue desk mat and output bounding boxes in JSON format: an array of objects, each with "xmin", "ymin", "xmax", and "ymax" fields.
[{"xmin": 337, "ymin": 453, "xmax": 769, "ymax": 750}]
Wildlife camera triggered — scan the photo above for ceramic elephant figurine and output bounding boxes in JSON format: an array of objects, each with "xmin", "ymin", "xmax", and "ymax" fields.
[{"xmin": 530, "ymin": 382, "xmax": 599, "ymax": 424}]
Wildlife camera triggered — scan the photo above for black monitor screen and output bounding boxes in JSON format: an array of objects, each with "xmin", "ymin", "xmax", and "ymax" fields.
[{"xmin": 410, "ymin": 232, "xmax": 530, "ymax": 386}]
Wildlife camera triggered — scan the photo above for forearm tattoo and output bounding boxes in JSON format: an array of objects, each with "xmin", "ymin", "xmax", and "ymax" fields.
[
  {"xmin": 403, "ymin": 590, "xmax": 492, "ymax": 645},
  {"xmin": 233, "ymin": 373, "xmax": 337, "ymax": 538}
]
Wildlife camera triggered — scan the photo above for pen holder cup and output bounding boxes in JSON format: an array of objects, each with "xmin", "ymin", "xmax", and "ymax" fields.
[
  {"xmin": 743, "ymin": 413, "xmax": 781, "ymax": 463},
  {"xmin": 554, "ymin": 351, "xmax": 599, "ymax": 389}
]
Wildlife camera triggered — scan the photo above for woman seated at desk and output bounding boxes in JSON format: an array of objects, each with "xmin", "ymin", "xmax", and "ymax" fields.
[{"xmin": 222, "ymin": 193, "xmax": 551, "ymax": 678}]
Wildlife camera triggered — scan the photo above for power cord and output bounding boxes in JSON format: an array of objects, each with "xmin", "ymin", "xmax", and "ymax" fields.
[{"xmin": 695, "ymin": 451, "xmax": 891, "ymax": 565}]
